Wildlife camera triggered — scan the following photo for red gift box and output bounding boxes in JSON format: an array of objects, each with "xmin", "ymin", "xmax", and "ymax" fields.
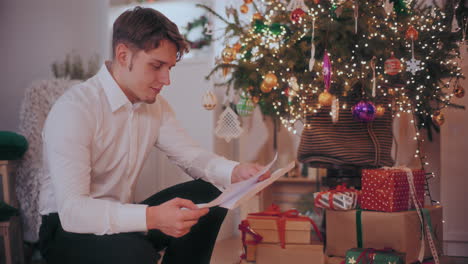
[{"xmin": 361, "ymin": 168, "xmax": 425, "ymax": 212}]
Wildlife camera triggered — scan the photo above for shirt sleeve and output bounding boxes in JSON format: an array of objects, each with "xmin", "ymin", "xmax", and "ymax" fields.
[
  {"xmin": 155, "ymin": 98, "xmax": 238, "ymax": 189},
  {"xmin": 43, "ymin": 99, "xmax": 148, "ymax": 235}
]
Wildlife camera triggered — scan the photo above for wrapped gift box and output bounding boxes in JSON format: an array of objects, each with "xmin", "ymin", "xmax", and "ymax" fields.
[
  {"xmin": 361, "ymin": 168, "xmax": 425, "ymax": 212},
  {"xmin": 326, "ymin": 206, "xmax": 443, "ymax": 264},
  {"xmin": 314, "ymin": 185, "xmax": 359, "ymax": 210},
  {"xmin": 247, "ymin": 216, "xmax": 312, "ymax": 244},
  {"xmin": 256, "ymin": 242, "xmax": 324, "ymax": 264},
  {"xmin": 345, "ymin": 248, "xmax": 404, "ymax": 264},
  {"xmin": 325, "ymin": 256, "xmax": 345, "ymax": 264}
]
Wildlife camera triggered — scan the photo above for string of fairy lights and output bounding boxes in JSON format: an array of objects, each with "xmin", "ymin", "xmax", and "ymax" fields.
[{"xmin": 200, "ymin": 0, "xmax": 465, "ymax": 203}]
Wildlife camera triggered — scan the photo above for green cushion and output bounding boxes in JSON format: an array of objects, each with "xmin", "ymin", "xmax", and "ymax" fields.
[
  {"xmin": 0, "ymin": 131, "xmax": 28, "ymax": 160},
  {"xmin": 0, "ymin": 201, "xmax": 19, "ymax": 221}
]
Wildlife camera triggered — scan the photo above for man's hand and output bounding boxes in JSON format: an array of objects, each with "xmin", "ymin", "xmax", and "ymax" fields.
[
  {"xmin": 146, "ymin": 198, "xmax": 209, "ymax": 238},
  {"xmin": 231, "ymin": 163, "xmax": 271, "ymax": 184}
]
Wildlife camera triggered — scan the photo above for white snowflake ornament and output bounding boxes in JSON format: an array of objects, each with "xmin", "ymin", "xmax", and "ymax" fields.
[
  {"xmin": 215, "ymin": 106, "xmax": 243, "ymax": 142},
  {"xmin": 406, "ymin": 58, "xmax": 422, "ymax": 75}
]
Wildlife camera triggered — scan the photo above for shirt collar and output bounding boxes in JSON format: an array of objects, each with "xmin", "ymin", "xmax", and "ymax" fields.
[{"xmin": 98, "ymin": 61, "xmax": 132, "ymax": 113}]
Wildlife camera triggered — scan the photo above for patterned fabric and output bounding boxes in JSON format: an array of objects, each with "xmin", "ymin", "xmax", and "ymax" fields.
[
  {"xmin": 16, "ymin": 79, "xmax": 80, "ymax": 242},
  {"xmin": 297, "ymin": 97, "xmax": 394, "ymax": 168}
]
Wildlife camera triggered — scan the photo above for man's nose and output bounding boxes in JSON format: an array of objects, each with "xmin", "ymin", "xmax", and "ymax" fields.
[{"xmin": 160, "ymin": 69, "xmax": 171, "ymax": 86}]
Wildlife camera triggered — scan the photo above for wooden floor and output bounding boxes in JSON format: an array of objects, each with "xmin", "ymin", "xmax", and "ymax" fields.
[
  {"xmin": 210, "ymin": 236, "xmax": 468, "ymax": 264},
  {"xmin": 19, "ymin": 236, "xmax": 468, "ymax": 264}
]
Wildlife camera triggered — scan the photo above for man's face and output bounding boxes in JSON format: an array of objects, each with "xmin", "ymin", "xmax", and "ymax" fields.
[{"xmin": 121, "ymin": 39, "xmax": 177, "ymax": 104}]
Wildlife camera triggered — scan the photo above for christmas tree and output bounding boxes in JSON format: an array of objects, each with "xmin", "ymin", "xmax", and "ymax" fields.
[{"xmin": 200, "ymin": 0, "xmax": 466, "ymax": 139}]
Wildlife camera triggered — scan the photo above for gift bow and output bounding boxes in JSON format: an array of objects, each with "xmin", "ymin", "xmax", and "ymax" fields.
[
  {"xmin": 248, "ymin": 204, "xmax": 323, "ymax": 248},
  {"xmin": 355, "ymin": 248, "xmax": 396, "ymax": 264},
  {"xmin": 315, "ymin": 184, "xmax": 359, "ymax": 210},
  {"xmin": 238, "ymin": 220, "xmax": 263, "ymax": 260}
]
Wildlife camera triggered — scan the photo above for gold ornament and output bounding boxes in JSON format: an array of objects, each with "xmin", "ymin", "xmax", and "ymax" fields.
[
  {"xmin": 202, "ymin": 90, "xmax": 217, "ymax": 110},
  {"xmin": 432, "ymin": 111, "xmax": 445, "ymax": 126},
  {"xmin": 318, "ymin": 91, "xmax": 333, "ymax": 106},
  {"xmin": 252, "ymin": 96, "xmax": 260, "ymax": 104},
  {"xmin": 233, "ymin": 43, "xmax": 242, "ymax": 52},
  {"xmin": 263, "ymin": 73, "xmax": 278, "ymax": 88},
  {"xmin": 454, "ymin": 85, "xmax": 465, "ymax": 98},
  {"xmin": 244, "ymin": 0, "xmax": 253, "ymax": 4},
  {"xmin": 260, "ymin": 81, "xmax": 273, "ymax": 93},
  {"xmin": 222, "ymin": 46, "xmax": 236, "ymax": 63},
  {"xmin": 253, "ymin": 12, "xmax": 263, "ymax": 20},
  {"xmin": 376, "ymin": 105, "xmax": 386, "ymax": 117},
  {"xmin": 240, "ymin": 4, "xmax": 249, "ymax": 14}
]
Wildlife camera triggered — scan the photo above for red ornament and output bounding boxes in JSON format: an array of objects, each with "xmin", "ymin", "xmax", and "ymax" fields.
[
  {"xmin": 384, "ymin": 52, "xmax": 402, "ymax": 75},
  {"xmin": 290, "ymin": 8, "xmax": 306, "ymax": 23},
  {"xmin": 313, "ymin": 0, "xmax": 320, "ymax": 4},
  {"xmin": 285, "ymin": 87, "xmax": 290, "ymax": 97},
  {"xmin": 405, "ymin": 26, "xmax": 419, "ymax": 40}
]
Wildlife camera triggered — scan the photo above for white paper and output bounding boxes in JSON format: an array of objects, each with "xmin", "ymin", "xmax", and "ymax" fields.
[{"xmin": 198, "ymin": 154, "xmax": 296, "ymax": 210}]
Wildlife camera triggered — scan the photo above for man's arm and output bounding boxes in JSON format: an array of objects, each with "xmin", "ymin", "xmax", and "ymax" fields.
[{"xmin": 43, "ymin": 100, "xmax": 147, "ymax": 235}]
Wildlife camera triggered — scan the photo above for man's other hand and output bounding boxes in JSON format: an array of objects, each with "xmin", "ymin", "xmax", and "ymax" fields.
[
  {"xmin": 146, "ymin": 198, "xmax": 209, "ymax": 237},
  {"xmin": 231, "ymin": 163, "xmax": 271, "ymax": 184}
]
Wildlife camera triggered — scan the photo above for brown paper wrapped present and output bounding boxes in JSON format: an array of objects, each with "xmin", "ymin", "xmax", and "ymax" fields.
[
  {"xmin": 256, "ymin": 242, "xmax": 324, "ymax": 264},
  {"xmin": 325, "ymin": 206, "xmax": 443, "ymax": 263},
  {"xmin": 246, "ymin": 205, "xmax": 322, "ymax": 247}
]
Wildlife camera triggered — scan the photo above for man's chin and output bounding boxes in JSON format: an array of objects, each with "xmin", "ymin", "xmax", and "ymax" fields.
[{"xmin": 144, "ymin": 97, "xmax": 157, "ymax": 104}]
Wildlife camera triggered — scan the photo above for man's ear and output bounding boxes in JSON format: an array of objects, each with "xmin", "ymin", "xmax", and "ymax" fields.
[{"xmin": 114, "ymin": 43, "xmax": 132, "ymax": 69}]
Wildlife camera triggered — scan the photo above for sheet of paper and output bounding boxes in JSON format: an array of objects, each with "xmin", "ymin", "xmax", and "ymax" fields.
[{"xmin": 198, "ymin": 154, "xmax": 295, "ymax": 210}]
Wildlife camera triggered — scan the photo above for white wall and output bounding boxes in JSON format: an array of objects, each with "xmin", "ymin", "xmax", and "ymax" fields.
[
  {"xmin": 441, "ymin": 48, "xmax": 468, "ymax": 256},
  {"xmin": 0, "ymin": 0, "xmax": 109, "ymax": 131}
]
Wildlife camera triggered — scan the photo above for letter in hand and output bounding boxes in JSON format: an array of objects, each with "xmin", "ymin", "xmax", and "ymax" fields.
[
  {"xmin": 146, "ymin": 198, "xmax": 209, "ymax": 238},
  {"xmin": 231, "ymin": 163, "xmax": 271, "ymax": 184}
]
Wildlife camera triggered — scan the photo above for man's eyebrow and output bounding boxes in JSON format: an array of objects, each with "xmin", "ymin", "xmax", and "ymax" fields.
[{"xmin": 150, "ymin": 59, "xmax": 175, "ymax": 67}]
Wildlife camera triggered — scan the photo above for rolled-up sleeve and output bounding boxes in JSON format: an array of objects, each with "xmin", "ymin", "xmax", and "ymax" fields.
[
  {"xmin": 155, "ymin": 98, "xmax": 238, "ymax": 189},
  {"xmin": 43, "ymin": 100, "xmax": 148, "ymax": 235}
]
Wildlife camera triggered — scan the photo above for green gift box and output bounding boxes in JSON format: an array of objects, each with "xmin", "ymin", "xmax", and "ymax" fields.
[{"xmin": 345, "ymin": 248, "xmax": 404, "ymax": 264}]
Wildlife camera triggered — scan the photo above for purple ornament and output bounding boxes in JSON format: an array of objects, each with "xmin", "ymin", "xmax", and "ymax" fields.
[
  {"xmin": 323, "ymin": 50, "xmax": 332, "ymax": 92},
  {"xmin": 352, "ymin": 101, "xmax": 376, "ymax": 122}
]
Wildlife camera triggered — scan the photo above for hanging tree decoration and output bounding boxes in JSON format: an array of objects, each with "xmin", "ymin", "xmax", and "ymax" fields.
[
  {"xmin": 383, "ymin": 0, "xmax": 394, "ymax": 15},
  {"xmin": 384, "ymin": 52, "xmax": 402, "ymax": 75},
  {"xmin": 289, "ymin": 76, "xmax": 300, "ymax": 91},
  {"xmin": 319, "ymin": 50, "xmax": 333, "ymax": 106},
  {"xmin": 309, "ymin": 18, "xmax": 316, "ymax": 71},
  {"xmin": 202, "ymin": 89, "xmax": 217, "ymax": 110},
  {"xmin": 354, "ymin": 1, "xmax": 359, "ymax": 34},
  {"xmin": 352, "ymin": 100, "xmax": 376, "ymax": 122},
  {"xmin": 287, "ymin": 0, "xmax": 309, "ymax": 23},
  {"xmin": 215, "ymin": 89, "xmax": 243, "ymax": 142},
  {"xmin": 370, "ymin": 56, "xmax": 377, "ymax": 97},
  {"xmin": 236, "ymin": 93, "xmax": 256, "ymax": 116},
  {"xmin": 406, "ymin": 26, "xmax": 422, "ymax": 75}
]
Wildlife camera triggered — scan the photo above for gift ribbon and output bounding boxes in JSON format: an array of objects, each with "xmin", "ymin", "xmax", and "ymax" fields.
[
  {"xmin": 238, "ymin": 220, "xmax": 263, "ymax": 260},
  {"xmin": 248, "ymin": 204, "xmax": 323, "ymax": 248},
  {"xmin": 376, "ymin": 166, "xmax": 423, "ymax": 210},
  {"xmin": 314, "ymin": 184, "xmax": 359, "ymax": 210},
  {"xmin": 356, "ymin": 209, "xmax": 363, "ymax": 248},
  {"xmin": 355, "ymin": 248, "xmax": 398, "ymax": 264},
  {"xmin": 402, "ymin": 168, "xmax": 440, "ymax": 264}
]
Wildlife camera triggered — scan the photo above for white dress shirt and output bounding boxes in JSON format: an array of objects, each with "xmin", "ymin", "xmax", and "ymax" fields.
[{"xmin": 39, "ymin": 63, "xmax": 238, "ymax": 235}]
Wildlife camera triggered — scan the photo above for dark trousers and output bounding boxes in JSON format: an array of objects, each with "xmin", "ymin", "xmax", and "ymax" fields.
[{"xmin": 39, "ymin": 179, "xmax": 227, "ymax": 264}]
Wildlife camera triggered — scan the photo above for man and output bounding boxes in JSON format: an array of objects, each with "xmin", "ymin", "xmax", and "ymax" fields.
[{"xmin": 39, "ymin": 7, "xmax": 269, "ymax": 264}]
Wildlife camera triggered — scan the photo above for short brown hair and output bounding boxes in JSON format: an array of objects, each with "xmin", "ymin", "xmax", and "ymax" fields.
[{"xmin": 112, "ymin": 6, "xmax": 189, "ymax": 61}]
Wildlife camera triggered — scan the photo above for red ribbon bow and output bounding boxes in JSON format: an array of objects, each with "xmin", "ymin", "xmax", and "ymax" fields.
[
  {"xmin": 238, "ymin": 220, "xmax": 263, "ymax": 260},
  {"xmin": 315, "ymin": 183, "xmax": 359, "ymax": 210},
  {"xmin": 356, "ymin": 248, "xmax": 395, "ymax": 264},
  {"xmin": 247, "ymin": 204, "xmax": 323, "ymax": 248}
]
